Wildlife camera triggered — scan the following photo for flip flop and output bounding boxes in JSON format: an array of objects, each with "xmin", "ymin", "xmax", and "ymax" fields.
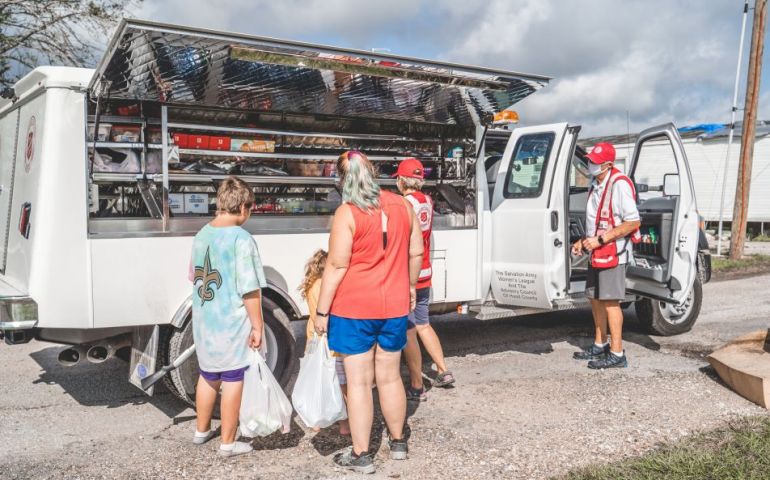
[{"xmin": 433, "ymin": 371, "xmax": 455, "ymax": 387}]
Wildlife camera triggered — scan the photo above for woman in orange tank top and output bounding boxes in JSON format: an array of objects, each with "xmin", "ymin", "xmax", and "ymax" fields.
[{"xmin": 314, "ymin": 151, "xmax": 424, "ymax": 473}]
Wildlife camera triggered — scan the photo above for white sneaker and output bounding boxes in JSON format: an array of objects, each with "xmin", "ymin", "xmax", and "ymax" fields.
[
  {"xmin": 219, "ymin": 441, "xmax": 253, "ymax": 457},
  {"xmin": 192, "ymin": 430, "xmax": 214, "ymax": 445}
]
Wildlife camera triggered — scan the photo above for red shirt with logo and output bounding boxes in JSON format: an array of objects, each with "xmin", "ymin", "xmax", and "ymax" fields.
[{"xmin": 405, "ymin": 191, "xmax": 433, "ymax": 289}]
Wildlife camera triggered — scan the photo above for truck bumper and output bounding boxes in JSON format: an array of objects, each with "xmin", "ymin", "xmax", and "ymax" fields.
[{"xmin": 0, "ymin": 279, "xmax": 38, "ymax": 344}]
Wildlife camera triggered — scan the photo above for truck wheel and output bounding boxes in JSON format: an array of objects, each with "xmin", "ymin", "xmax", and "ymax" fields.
[
  {"xmin": 634, "ymin": 277, "xmax": 702, "ymax": 336},
  {"xmin": 161, "ymin": 297, "xmax": 296, "ymax": 408}
]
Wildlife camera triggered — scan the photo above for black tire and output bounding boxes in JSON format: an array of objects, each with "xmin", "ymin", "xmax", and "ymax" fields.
[
  {"xmin": 161, "ymin": 296, "xmax": 296, "ymax": 408},
  {"xmin": 635, "ymin": 277, "xmax": 703, "ymax": 336}
]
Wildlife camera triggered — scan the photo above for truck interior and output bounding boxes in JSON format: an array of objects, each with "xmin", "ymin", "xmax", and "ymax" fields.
[
  {"xmin": 85, "ymin": 19, "xmax": 550, "ymax": 238},
  {"xmin": 566, "ymin": 133, "xmax": 685, "ymax": 290}
]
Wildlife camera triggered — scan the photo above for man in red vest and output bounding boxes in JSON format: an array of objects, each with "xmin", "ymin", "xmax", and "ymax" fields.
[
  {"xmin": 572, "ymin": 143, "xmax": 641, "ymax": 369},
  {"xmin": 396, "ymin": 158, "xmax": 455, "ymax": 401}
]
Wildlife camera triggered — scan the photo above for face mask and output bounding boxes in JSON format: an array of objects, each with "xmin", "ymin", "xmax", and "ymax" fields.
[{"xmin": 587, "ymin": 162, "xmax": 604, "ymax": 177}]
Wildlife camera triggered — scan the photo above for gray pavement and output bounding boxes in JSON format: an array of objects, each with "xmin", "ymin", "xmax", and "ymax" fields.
[{"xmin": 1, "ymin": 274, "xmax": 769, "ymax": 479}]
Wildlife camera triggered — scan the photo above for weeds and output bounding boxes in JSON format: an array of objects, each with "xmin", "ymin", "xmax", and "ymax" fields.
[
  {"xmin": 712, "ymin": 254, "xmax": 770, "ymax": 273},
  {"xmin": 562, "ymin": 416, "xmax": 770, "ymax": 480}
]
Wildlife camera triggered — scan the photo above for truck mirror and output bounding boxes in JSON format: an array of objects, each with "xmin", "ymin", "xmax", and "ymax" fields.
[
  {"xmin": 663, "ymin": 174, "xmax": 680, "ymax": 196},
  {"xmin": 636, "ymin": 183, "xmax": 649, "ymax": 193}
]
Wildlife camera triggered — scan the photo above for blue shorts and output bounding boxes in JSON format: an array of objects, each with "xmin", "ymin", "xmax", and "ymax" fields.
[
  {"xmin": 199, "ymin": 366, "xmax": 248, "ymax": 383},
  {"xmin": 328, "ymin": 315, "xmax": 408, "ymax": 355},
  {"xmin": 407, "ymin": 287, "xmax": 431, "ymax": 329}
]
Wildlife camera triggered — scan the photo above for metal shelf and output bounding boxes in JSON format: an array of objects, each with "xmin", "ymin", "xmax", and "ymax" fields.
[
  {"xmin": 176, "ymin": 148, "xmax": 440, "ymax": 162},
  {"xmin": 92, "ymin": 172, "xmax": 145, "ymax": 183},
  {"xmin": 167, "ymin": 122, "xmax": 441, "ymax": 143},
  {"xmin": 161, "ymin": 173, "xmax": 338, "ymax": 185},
  {"xmin": 89, "ymin": 115, "xmax": 161, "ymax": 125},
  {"xmin": 92, "ymin": 172, "xmax": 449, "ymax": 187},
  {"xmin": 90, "ymin": 142, "xmax": 162, "ymax": 150}
]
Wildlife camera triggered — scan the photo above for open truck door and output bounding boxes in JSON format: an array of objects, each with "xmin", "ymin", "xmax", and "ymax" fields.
[
  {"xmin": 626, "ymin": 124, "xmax": 702, "ymax": 335},
  {"xmin": 488, "ymin": 123, "xmax": 575, "ymax": 309}
]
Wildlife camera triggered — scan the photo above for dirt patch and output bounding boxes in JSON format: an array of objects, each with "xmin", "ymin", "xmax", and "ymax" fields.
[{"xmin": 712, "ymin": 264, "xmax": 770, "ymax": 282}]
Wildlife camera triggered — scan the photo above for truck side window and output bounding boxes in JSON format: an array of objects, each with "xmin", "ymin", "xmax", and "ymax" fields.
[
  {"xmin": 503, "ymin": 133, "xmax": 554, "ymax": 198},
  {"xmin": 632, "ymin": 135, "xmax": 679, "ymax": 200}
]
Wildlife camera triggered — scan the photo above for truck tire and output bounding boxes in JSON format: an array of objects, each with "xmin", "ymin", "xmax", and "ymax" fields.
[
  {"xmin": 634, "ymin": 277, "xmax": 702, "ymax": 336},
  {"xmin": 161, "ymin": 297, "xmax": 296, "ymax": 408}
]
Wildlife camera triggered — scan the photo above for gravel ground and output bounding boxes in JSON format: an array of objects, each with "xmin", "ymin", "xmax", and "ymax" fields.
[{"xmin": 2, "ymin": 274, "xmax": 769, "ymax": 480}]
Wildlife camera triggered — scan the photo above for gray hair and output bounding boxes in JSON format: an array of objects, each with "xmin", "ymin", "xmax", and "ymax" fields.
[
  {"xmin": 337, "ymin": 151, "xmax": 380, "ymax": 211},
  {"xmin": 397, "ymin": 176, "xmax": 424, "ymax": 192}
]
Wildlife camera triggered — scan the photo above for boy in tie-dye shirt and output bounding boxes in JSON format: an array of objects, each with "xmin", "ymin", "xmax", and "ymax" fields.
[{"xmin": 189, "ymin": 177, "xmax": 266, "ymax": 457}]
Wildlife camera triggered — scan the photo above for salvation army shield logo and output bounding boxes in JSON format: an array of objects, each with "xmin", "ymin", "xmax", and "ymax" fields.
[{"xmin": 24, "ymin": 116, "xmax": 36, "ymax": 173}]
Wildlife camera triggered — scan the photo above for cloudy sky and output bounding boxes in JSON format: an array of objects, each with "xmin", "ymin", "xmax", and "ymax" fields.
[{"xmin": 132, "ymin": 0, "xmax": 768, "ymax": 136}]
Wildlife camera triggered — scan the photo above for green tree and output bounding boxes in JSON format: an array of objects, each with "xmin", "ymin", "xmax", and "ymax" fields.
[{"xmin": 0, "ymin": 0, "xmax": 140, "ymax": 89}]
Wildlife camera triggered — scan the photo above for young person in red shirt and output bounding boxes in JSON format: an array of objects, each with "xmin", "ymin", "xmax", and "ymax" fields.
[{"xmin": 397, "ymin": 158, "xmax": 455, "ymax": 402}]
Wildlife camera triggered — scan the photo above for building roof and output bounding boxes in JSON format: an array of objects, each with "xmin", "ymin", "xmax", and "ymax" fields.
[{"xmin": 580, "ymin": 120, "xmax": 770, "ymax": 148}]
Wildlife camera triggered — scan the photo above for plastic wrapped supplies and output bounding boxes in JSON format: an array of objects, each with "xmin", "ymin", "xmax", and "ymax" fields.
[
  {"xmin": 239, "ymin": 349, "xmax": 293, "ymax": 438},
  {"xmin": 92, "ymin": 149, "xmax": 141, "ymax": 173},
  {"xmin": 291, "ymin": 334, "xmax": 347, "ymax": 429}
]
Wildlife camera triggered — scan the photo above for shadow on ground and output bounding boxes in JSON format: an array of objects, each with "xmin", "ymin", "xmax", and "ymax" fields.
[
  {"xmin": 426, "ymin": 307, "xmax": 661, "ymax": 360},
  {"xmin": 29, "ymin": 346, "xmax": 187, "ymax": 418},
  {"xmin": 27, "ymin": 307, "xmax": 660, "ymax": 425}
]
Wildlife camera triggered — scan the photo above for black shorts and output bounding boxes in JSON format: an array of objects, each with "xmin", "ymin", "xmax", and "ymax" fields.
[{"xmin": 585, "ymin": 265, "xmax": 627, "ymax": 301}]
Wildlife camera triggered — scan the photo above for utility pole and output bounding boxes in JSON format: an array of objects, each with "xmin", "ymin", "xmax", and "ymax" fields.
[{"xmin": 730, "ymin": 0, "xmax": 768, "ymax": 260}]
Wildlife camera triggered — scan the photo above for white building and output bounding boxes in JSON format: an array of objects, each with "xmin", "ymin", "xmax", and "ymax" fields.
[{"xmin": 582, "ymin": 122, "xmax": 770, "ymax": 229}]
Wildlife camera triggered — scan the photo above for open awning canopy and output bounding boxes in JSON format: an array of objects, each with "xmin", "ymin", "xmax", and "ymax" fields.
[{"xmin": 90, "ymin": 19, "xmax": 550, "ymax": 128}]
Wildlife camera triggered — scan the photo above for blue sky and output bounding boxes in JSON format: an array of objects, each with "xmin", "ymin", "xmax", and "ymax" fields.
[{"xmin": 132, "ymin": 0, "xmax": 769, "ymax": 136}]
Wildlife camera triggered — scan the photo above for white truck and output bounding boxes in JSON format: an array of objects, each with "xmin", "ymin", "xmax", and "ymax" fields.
[{"xmin": 0, "ymin": 20, "xmax": 710, "ymax": 406}]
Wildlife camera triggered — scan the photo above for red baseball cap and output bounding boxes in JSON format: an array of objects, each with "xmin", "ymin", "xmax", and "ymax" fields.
[
  {"xmin": 586, "ymin": 142, "xmax": 616, "ymax": 164},
  {"xmin": 393, "ymin": 157, "xmax": 424, "ymax": 179}
]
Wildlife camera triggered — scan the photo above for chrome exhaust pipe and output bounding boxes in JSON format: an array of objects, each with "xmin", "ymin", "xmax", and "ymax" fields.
[
  {"xmin": 58, "ymin": 345, "xmax": 88, "ymax": 367},
  {"xmin": 86, "ymin": 334, "xmax": 131, "ymax": 364}
]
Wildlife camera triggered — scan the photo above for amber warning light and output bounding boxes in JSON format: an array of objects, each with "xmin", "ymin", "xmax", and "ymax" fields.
[{"xmin": 493, "ymin": 110, "xmax": 519, "ymax": 124}]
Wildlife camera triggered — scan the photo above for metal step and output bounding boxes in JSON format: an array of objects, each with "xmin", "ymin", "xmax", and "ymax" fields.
[{"xmin": 470, "ymin": 304, "xmax": 550, "ymax": 321}]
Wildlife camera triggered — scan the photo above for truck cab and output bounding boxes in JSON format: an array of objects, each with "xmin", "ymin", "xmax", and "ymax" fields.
[{"xmin": 479, "ymin": 122, "xmax": 709, "ymax": 335}]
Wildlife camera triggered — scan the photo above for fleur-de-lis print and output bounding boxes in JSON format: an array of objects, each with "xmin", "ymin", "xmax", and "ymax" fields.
[{"xmin": 194, "ymin": 247, "xmax": 222, "ymax": 305}]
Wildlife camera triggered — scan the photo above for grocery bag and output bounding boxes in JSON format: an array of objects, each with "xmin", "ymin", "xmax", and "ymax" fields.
[
  {"xmin": 291, "ymin": 334, "xmax": 348, "ymax": 429},
  {"xmin": 239, "ymin": 349, "xmax": 293, "ymax": 437}
]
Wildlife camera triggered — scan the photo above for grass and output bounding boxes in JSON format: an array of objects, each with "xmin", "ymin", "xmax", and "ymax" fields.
[
  {"xmin": 711, "ymin": 254, "xmax": 770, "ymax": 273},
  {"xmin": 752, "ymin": 235, "xmax": 770, "ymax": 242},
  {"xmin": 562, "ymin": 416, "xmax": 770, "ymax": 480}
]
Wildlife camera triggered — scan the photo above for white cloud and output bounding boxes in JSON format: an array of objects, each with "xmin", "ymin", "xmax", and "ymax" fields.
[{"xmin": 133, "ymin": 0, "xmax": 758, "ymax": 136}]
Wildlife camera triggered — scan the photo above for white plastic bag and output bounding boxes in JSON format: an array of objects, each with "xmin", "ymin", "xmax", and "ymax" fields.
[
  {"xmin": 239, "ymin": 349, "xmax": 293, "ymax": 437},
  {"xmin": 291, "ymin": 334, "xmax": 347, "ymax": 429}
]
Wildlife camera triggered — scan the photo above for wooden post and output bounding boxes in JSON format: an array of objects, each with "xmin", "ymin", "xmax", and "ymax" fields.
[{"xmin": 730, "ymin": 0, "xmax": 768, "ymax": 259}]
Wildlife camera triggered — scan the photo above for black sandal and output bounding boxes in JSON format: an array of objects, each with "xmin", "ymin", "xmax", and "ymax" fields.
[{"xmin": 433, "ymin": 371, "xmax": 455, "ymax": 387}]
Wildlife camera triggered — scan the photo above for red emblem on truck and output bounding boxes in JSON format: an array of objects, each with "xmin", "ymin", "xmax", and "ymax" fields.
[{"xmin": 24, "ymin": 116, "xmax": 36, "ymax": 173}]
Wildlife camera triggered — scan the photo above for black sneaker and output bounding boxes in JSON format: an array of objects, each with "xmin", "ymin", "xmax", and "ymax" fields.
[
  {"xmin": 406, "ymin": 386, "xmax": 427, "ymax": 402},
  {"xmin": 388, "ymin": 437, "xmax": 408, "ymax": 460},
  {"xmin": 588, "ymin": 351, "xmax": 628, "ymax": 369},
  {"xmin": 334, "ymin": 448, "xmax": 375, "ymax": 474},
  {"xmin": 573, "ymin": 343, "xmax": 610, "ymax": 360}
]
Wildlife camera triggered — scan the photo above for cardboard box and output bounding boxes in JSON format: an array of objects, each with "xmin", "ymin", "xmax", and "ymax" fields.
[
  {"xmin": 111, "ymin": 125, "xmax": 141, "ymax": 143},
  {"xmin": 172, "ymin": 133, "xmax": 189, "ymax": 148},
  {"xmin": 231, "ymin": 138, "xmax": 275, "ymax": 153},
  {"xmin": 168, "ymin": 194, "xmax": 184, "ymax": 214},
  {"xmin": 184, "ymin": 193, "xmax": 210, "ymax": 214},
  {"xmin": 210, "ymin": 136, "xmax": 231, "ymax": 151},
  {"xmin": 190, "ymin": 135, "xmax": 210, "ymax": 150}
]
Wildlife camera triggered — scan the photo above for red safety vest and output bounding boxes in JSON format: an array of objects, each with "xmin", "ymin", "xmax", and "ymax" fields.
[
  {"xmin": 405, "ymin": 191, "xmax": 433, "ymax": 289},
  {"xmin": 590, "ymin": 168, "xmax": 641, "ymax": 269}
]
